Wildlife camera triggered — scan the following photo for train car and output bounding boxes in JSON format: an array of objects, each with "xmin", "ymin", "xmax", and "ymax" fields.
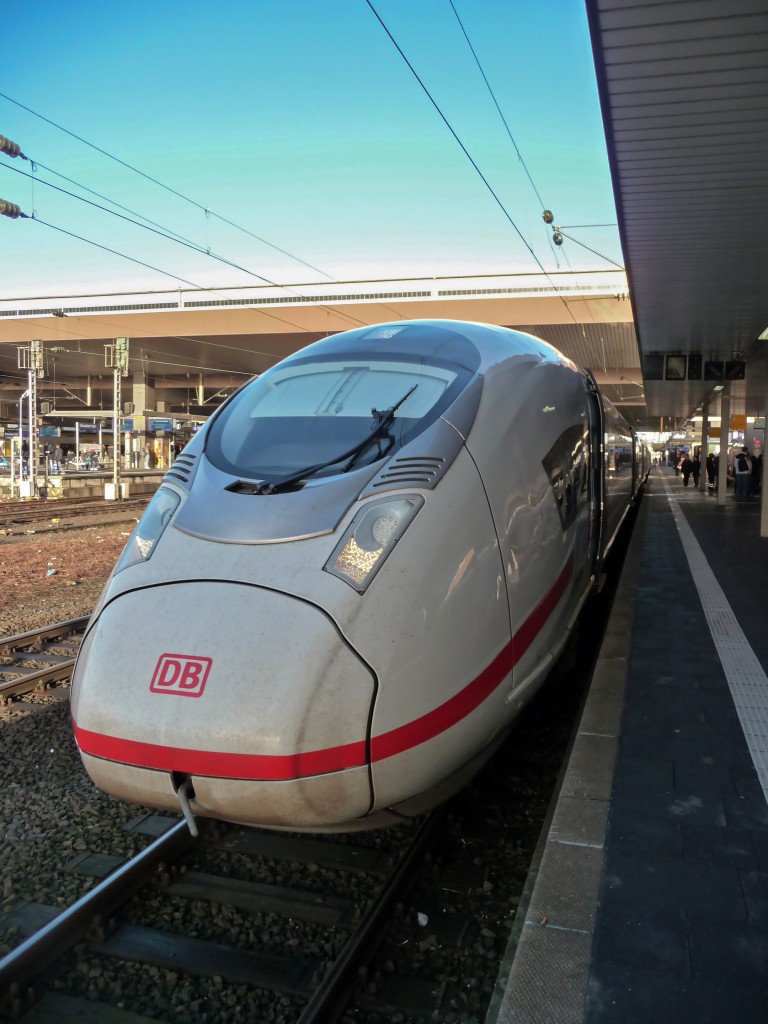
[{"xmin": 70, "ymin": 320, "xmax": 642, "ymax": 833}]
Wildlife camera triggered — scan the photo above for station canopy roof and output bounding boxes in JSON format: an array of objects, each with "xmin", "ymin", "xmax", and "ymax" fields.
[
  {"xmin": 0, "ymin": 271, "xmax": 651, "ymax": 422},
  {"xmin": 586, "ymin": 0, "xmax": 768, "ymax": 423}
]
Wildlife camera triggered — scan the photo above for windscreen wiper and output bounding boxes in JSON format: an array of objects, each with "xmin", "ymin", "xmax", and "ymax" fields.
[{"xmin": 255, "ymin": 384, "xmax": 418, "ymax": 495}]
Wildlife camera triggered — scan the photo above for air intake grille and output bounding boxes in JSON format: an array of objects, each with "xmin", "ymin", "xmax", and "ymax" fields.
[
  {"xmin": 368, "ymin": 456, "xmax": 446, "ymax": 491},
  {"xmin": 163, "ymin": 453, "xmax": 198, "ymax": 489}
]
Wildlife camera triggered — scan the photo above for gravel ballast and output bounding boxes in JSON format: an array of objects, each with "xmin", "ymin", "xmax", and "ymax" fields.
[
  {"xmin": 0, "ymin": 520, "xmax": 134, "ymax": 637},
  {"xmin": 1, "ymin": 521, "xmax": 150, "ymax": 946}
]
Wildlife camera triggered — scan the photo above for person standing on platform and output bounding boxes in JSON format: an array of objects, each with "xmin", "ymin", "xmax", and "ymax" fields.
[
  {"xmin": 706, "ymin": 452, "xmax": 717, "ymax": 493},
  {"xmin": 691, "ymin": 454, "xmax": 701, "ymax": 488},
  {"xmin": 681, "ymin": 454, "xmax": 693, "ymax": 486},
  {"xmin": 751, "ymin": 452, "xmax": 762, "ymax": 497},
  {"xmin": 733, "ymin": 447, "xmax": 753, "ymax": 501}
]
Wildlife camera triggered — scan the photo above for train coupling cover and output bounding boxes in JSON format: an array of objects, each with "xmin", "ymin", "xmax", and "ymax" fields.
[{"xmin": 172, "ymin": 774, "xmax": 199, "ymax": 837}]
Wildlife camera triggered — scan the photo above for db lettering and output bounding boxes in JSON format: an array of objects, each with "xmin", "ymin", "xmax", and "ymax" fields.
[{"xmin": 150, "ymin": 654, "xmax": 212, "ymax": 698}]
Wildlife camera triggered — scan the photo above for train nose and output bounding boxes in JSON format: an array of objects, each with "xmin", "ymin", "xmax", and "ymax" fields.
[{"xmin": 71, "ymin": 582, "xmax": 377, "ymax": 829}]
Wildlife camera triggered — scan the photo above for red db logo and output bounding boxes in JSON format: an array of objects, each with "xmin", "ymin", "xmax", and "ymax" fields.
[{"xmin": 150, "ymin": 654, "xmax": 212, "ymax": 698}]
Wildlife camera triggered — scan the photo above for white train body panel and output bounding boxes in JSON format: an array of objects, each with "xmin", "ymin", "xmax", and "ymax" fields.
[
  {"xmin": 463, "ymin": 342, "xmax": 595, "ymax": 695},
  {"xmin": 71, "ymin": 320, "xmax": 640, "ymax": 831}
]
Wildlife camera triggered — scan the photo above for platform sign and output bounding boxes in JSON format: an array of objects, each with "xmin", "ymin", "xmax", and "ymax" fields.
[
  {"xmin": 149, "ymin": 418, "xmax": 173, "ymax": 432},
  {"xmin": 121, "ymin": 418, "xmax": 134, "ymax": 432},
  {"xmin": 665, "ymin": 354, "xmax": 686, "ymax": 381},
  {"xmin": 39, "ymin": 426, "xmax": 61, "ymax": 437},
  {"xmin": 77, "ymin": 422, "xmax": 99, "ymax": 434},
  {"xmin": 4, "ymin": 426, "xmax": 19, "ymax": 438}
]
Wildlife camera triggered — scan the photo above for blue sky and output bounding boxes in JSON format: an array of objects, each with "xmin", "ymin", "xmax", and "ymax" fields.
[{"xmin": 2, "ymin": 0, "xmax": 621, "ymax": 299}]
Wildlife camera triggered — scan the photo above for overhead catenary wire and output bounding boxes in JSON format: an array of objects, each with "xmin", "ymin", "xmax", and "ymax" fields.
[
  {"xmin": 0, "ymin": 164, "xmax": 332, "ymax": 392},
  {"xmin": 32, "ymin": 217, "xmax": 340, "ymax": 335},
  {"xmin": 2, "ymin": 186, "xmax": 379, "ymax": 339},
  {"xmin": 363, "ymin": 0, "xmax": 580, "ymax": 324},
  {"xmin": 446, "ymin": 5, "xmax": 623, "ymax": 273},
  {"xmin": 0, "ymin": 111, "xmax": 413, "ymax": 325},
  {"xmin": 553, "ymin": 229, "xmax": 624, "ymax": 270},
  {"xmin": 33, "ymin": 159, "xmax": 236, "ymax": 249},
  {"xmin": 0, "ymin": 90, "xmax": 335, "ymax": 283},
  {"xmin": 448, "ymin": 0, "xmax": 545, "ymax": 210},
  {"xmin": 2, "ymin": 161, "xmax": 277, "ymax": 286},
  {"xmin": 447, "ymin": 0, "xmax": 574, "ymax": 272},
  {"xmin": 0, "ymin": 161, "xmax": 371, "ymax": 329}
]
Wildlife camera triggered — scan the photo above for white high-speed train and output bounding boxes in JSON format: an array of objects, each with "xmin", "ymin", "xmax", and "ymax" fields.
[{"xmin": 71, "ymin": 320, "xmax": 649, "ymax": 832}]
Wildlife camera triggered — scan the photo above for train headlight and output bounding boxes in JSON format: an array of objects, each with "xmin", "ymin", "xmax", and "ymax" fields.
[
  {"xmin": 114, "ymin": 486, "xmax": 181, "ymax": 574},
  {"xmin": 324, "ymin": 495, "xmax": 424, "ymax": 592}
]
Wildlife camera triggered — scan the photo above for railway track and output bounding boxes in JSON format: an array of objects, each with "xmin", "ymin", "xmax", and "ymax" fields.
[
  {"xmin": 0, "ymin": 811, "xmax": 447, "ymax": 1023},
  {"xmin": 0, "ymin": 618, "xmax": 88, "ymax": 702},
  {"xmin": 0, "ymin": 497, "xmax": 149, "ymax": 533}
]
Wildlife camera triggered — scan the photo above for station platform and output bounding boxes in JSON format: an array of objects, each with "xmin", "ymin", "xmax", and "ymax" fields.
[
  {"xmin": 490, "ymin": 466, "xmax": 768, "ymax": 1023},
  {"xmin": 0, "ymin": 468, "xmax": 163, "ymax": 501}
]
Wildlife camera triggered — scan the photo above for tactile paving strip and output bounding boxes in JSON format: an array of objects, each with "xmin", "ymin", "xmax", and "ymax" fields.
[{"xmin": 663, "ymin": 476, "xmax": 768, "ymax": 800}]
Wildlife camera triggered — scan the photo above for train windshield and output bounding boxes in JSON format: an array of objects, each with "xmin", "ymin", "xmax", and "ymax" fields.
[{"xmin": 205, "ymin": 357, "xmax": 465, "ymax": 483}]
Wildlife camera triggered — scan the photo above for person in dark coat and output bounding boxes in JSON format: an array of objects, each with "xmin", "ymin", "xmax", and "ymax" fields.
[
  {"xmin": 751, "ymin": 452, "xmax": 763, "ymax": 497},
  {"xmin": 706, "ymin": 452, "xmax": 717, "ymax": 493},
  {"xmin": 681, "ymin": 455, "xmax": 693, "ymax": 486},
  {"xmin": 691, "ymin": 455, "xmax": 701, "ymax": 487}
]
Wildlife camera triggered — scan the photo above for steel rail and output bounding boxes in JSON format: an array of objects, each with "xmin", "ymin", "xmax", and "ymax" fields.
[
  {"xmin": 0, "ymin": 618, "xmax": 88, "ymax": 699},
  {"xmin": 0, "ymin": 659, "xmax": 76, "ymax": 699},
  {"xmin": 0, "ymin": 618, "xmax": 89, "ymax": 653},
  {"xmin": 296, "ymin": 807, "xmax": 446, "ymax": 1024},
  {"xmin": 0, "ymin": 820, "xmax": 194, "ymax": 996}
]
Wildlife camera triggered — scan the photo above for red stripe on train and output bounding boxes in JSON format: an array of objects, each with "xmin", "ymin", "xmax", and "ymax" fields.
[{"xmin": 73, "ymin": 556, "xmax": 574, "ymax": 780}]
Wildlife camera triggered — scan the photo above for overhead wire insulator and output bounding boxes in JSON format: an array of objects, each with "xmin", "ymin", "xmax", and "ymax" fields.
[
  {"xmin": 552, "ymin": 231, "xmax": 563, "ymax": 246},
  {"xmin": 0, "ymin": 199, "xmax": 22, "ymax": 218},
  {"xmin": 542, "ymin": 210, "xmax": 554, "ymax": 224},
  {"xmin": 0, "ymin": 135, "xmax": 24, "ymax": 159}
]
